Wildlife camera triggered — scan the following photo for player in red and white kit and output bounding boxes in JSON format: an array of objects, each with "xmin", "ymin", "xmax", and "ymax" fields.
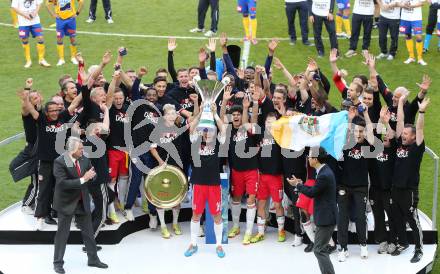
[{"xmin": 184, "ymin": 101, "xmax": 227, "ymax": 258}]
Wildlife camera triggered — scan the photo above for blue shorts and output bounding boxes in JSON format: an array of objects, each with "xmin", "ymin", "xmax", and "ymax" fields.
[
  {"xmin": 18, "ymin": 24, "xmax": 43, "ymax": 39},
  {"xmin": 56, "ymin": 17, "xmax": 76, "ymax": 38},
  {"xmin": 237, "ymin": 0, "xmax": 257, "ymax": 17},
  {"xmin": 399, "ymin": 20, "xmax": 423, "ymax": 35},
  {"xmin": 337, "ymin": 0, "xmax": 350, "ymax": 10}
]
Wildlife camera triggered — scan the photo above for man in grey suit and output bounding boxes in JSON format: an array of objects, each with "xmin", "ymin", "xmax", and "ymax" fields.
[
  {"xmin": 288, "ymin": 147, "xmax": 337, "ymax": 274},
  {"xmin": 52, "ymin": 137, "xmax": 108, "ymax": 274}
]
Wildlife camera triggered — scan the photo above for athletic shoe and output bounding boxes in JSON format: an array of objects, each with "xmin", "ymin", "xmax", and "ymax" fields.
[
  {"xmin": 304, "ymin": 243, "xmax": 314, "ymax": 253},
  {"xmin": 387, "ymin": 55, "xmax": 394, "ymax": 61},
  {"xmin": 85, "ymin": 18, "xmax": 95, "ymax": 23},
  {"xmin": 250, "ymin": 233, "xmax": 265, "ymax": 243},
  {"xmin": 403, "ymin": 57, "xmax": 415, "ymax": 64},
  {"xmin": 278, "ymin": 230, "xmax": 286, "ymax": 242},
  {"xmin": 71, "ymin": 57, "xmax": 78, "ymax": 65},
  {"xmin": 376, "ymin": 53, "xmax": 388, "ymax": 59},
  {"xmin": 204, "ymin": 30, "xmax": 216, "ymax": 37},
  {"xmin": 418, "ymin": 59, "xmax": 427, "ymax": 66},
  {"xmin": 123, "ymin": 209, "xmax": 134, "ymax": 221},
  {"xmin": 410, "ymin": 249, "xmax": 423, "ymax": 263},
  {"xmin": 317, "ymin": 51, "xmax": 324, "ymax": 58},
  {"xmin": 228, "ymin": 226, "xmax": 240, "ymax": 238},
  {"xmin": 39, "ymin": 59, "xmax": 51, "ymax": 67},
  {"xmin": 325, "ymin": 244, "xmax": 337, "ymax": 254},
  {"xmin": 21, "ymin": 206, "xmax": 34, "ymax": 215},
  {"xmin": 423, "ymin": 48, "xmax": 428, "ymax": 53},
  {"xmin": 360, "ymin": 244, "xmax": 368, "ymax": 259},
  {"xmin": 391, "ymin": 244, "xmax": 409, "ymax": 256},
  {"xmin": 107, "ymin": 18, "xmax": 114, "ymax": 24},
  {"xmin": 184, "ymin": 245, "xmax": 198, "ymax": 257},
  {"xmin": 36, "ymin": 218, "xmax": 44, "ymax": 231},
  {"xmin": 56, "ymin": 59, "xmax": 65, "ymax": 66},
  {"xmin": 289, "ymin": 39, "xmax": 296, "ymax": 45},
  {"xmin": 172, "ymin": 224, "xmax": 182, "ymax": 235},
  {"xmin": 303, "ymin": 41, "xmax": 314, "ymax": 47},
  {"xmin": 45, "ymin": 216, "xmax": 57, "ymax": 225},
  {"xmin": 108, "ymin": 212, "xmax": 119, "ymax": 224},
  {"xmin": 161, "ymin": 227, "xmax": 171, "ymax": 239},
  {"xmin": 189, "ymin": 28, "xmax": 204, "ymax": 33},
  {"xmin": 291, "ymin": 235, "xmax": 303, "ymax": 247},
  {"xmin": 216, "ymin": 246, "xmax": 225, "ymax": 258},
  {"xmin": 345, "ymin": 50, "xmax": 357, "ymax": 58},
  {"xmin": 242, "ymin": 232, "xmax": 252, "ymax": 245},
  {"xmin": 378, "ymin": 242, "xmax": 388, "ymax": 254},
  {"xmin": 251, "ymin": 39, "xmax": 258, "ymax": 45},
  {"xmin": 387, "ymin": 243, "xmax": 397, "ymax": 254},
  {"xmin": 336, "ymin": 32, "xmax": 346, "ymax": 38},
  {"xmin": 338, "ymin": 248, "xmax": 349, "ymax": 262},
  {"xmin": 243, "ymin": 36, "xmax": 250, "ymax": 42},
  {"xmin": 149, "ymin": 214, "xmax": 158, "ymax": 230},
  {"xmin": 199, "ymin": 225, "xmax": 205, "ymax": 237},
  {"xmin": 24, "ymin": 61, "xmax": 32, "ymax": 68}
]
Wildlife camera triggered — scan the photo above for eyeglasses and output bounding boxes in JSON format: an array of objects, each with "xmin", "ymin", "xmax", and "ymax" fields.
[{"xmin": 47, "ymin": 109, "xmax": 60, "ymax": 113}]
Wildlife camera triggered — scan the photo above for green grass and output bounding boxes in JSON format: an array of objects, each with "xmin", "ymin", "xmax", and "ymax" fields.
[{"xmin": 0, "ymin": 0, "xmax": 439, "ymax": 271}]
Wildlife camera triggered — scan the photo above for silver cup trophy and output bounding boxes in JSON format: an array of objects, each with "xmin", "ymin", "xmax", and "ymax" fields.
[{"xmin": 192, "ymin": 75, "xmax": 230, "ymax": 130}]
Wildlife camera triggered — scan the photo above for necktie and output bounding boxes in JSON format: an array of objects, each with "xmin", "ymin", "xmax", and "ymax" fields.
[{"xmin": 74, "ymin": 160, "xmax": 83, "ymax": 200}]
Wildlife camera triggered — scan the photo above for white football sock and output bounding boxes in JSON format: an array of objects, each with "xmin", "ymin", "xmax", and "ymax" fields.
[
  {"xmin": 172, "ymin": 207, "xmax": 180, "ymax": 225},
  {"xmin": 190, "ymin": 220, "xmax": 200, "ymax": 246},
  {"xmin": 231, "ymin": 202, "xmax": 241, "ymax": 228},
  {"xmin": 246, "ymin": 204, "xmax": 256, "ymax": 234},
  {"xmin": 303, "ymin": 220, "xmax": 315, "ymax": 243},
  {"xmin": 214, "ymin": 221, "xmax": 223, "ymax": 247},
  {"xmin": 157, "ymin": 208, "xmax": 166, "ymax": 229},
  {"xmin": 108, "ymin": 202, "xmax": 116, "ymax": 215},
  {"xmin": 117, "ymin": 176, "xmax": 128, "ymax": 204},
  {"xmin": 257, "ymin": 216, "xmax": 265, "ymax": 235},
  {"xmin": 277, "ymin": 215, "xmax": 285, "ymax": 231}
]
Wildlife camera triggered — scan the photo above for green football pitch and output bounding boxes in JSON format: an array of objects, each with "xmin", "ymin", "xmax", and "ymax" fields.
[{"xmin": 0, "ymin": 0, "xmax": 438, "ymax": 271}]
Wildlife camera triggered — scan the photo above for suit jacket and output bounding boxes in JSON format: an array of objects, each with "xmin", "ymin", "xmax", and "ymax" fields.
[
  {"xmin": 53, "ymin": 153, "xmax": 93, "ymax": 215},
  {"xmin": 297, "ymin": 164, "xmax": 337, "ymax": 226}
]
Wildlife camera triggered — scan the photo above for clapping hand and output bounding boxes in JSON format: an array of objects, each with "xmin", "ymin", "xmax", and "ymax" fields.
[
  {"xmin": 83, "ymin": 167, "xmax": 96, "ymax": 182},
  {"xmin": 287, "ymin": 175, "xmax": 303, "ymax": 186}
]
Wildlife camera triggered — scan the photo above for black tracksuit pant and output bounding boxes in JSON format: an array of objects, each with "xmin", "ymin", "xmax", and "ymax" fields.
[
  {"xmin": 426, "ymin": 3, "xmax": 439, "ymax": 35},
  {"xmin": 350, "ymin": 13, "xmax": 373, "ymax": 51},
  {"xmin": 369, "ymin": 186, "xmax": 397, "ymax": 244},
  {"xmin": 22, "ymin": 173, "xmax": 38, "ymax": 207},
  {"xmin": 378, "ymin": 16, "xmax": 400, "ymax": 56},
  {"xmin": 88, "ymin": 183, "xmax": 108, "ymax": 237},
  {"xmin": 312, "ymin": 14, "xmax": 339, "ymax": 54},
  {"xmin": 88, "ymin": 0, "xmax": 112, "ymax": 20},
  {"xmin": 284, "ymin": 178, "xmax": 303, "ymax": 236},
  {"xmin": 391, "ymin": 188, "xmax": 423, "ymax": 249},
  {"xmin": 197, "ymin": 0, "xmax": 219, "ymax": 32},
  {"xmin": 285, "ymin": 1, "xmax": 310, "ymax": 43},
  {"xmin": 34, "ymin": 161, "xmax": 55, "ymax": 218},
  {"xmin": 337, "ymin": 185, "xmax": 368, "ymax": 249}
]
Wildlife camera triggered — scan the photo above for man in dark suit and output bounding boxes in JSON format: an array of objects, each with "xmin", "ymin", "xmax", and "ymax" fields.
[
  {"xmin": 52, "ymin": 137, "xmax": 108, "ymax": 274},
  {"xmin": 288, "ymin": 147, "xmax": 337, "ymax": 274}
]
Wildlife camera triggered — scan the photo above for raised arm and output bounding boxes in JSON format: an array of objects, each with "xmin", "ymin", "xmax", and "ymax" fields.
[
  {"xmin": 67, "ymin": 92, "xmax": 83, "ymax": 115},
  {"xmin": 131, "ymin": 67, "xmax": 148, "ymax": 101},
  {"xmin": 206, "ymin": 38, "xmax": 217, "ymax": 72},
  {"xmin": 220, "ymin": 86, "xmax": 233, "ymax": 122},
  {"xmin": 106, "ymin": 70, "xmax": 121, "ymax": 108},
  {"xmin": 396, "ymin": 94, "xmax": 406, "ymax": 138},
  {"xmin": 167, "ymin": 38, "xmax": 178, "ymax": 83},
  {"xmin": 87, "ymin": 51, "xmax": 112, "ymax": 89},
  {"xmin": 198, "ymin": 48, "xmax": 208, "ymax": 80},
  {"xmin": 362, "ymin": 104, "xmax": 375, "ymax": 145},
  {"xmin": 416, "ymin": 98, "xmax": 429, "ymax": 146}
]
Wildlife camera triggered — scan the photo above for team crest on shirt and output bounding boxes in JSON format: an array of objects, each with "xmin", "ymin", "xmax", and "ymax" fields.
[
  {"xmin": 115, "ymin": 112, "xmax": 129, "ymax": 123},
  {"xmin": 233, "ymin": 131, "xmax": 248, "ymax": 142},
  {"xmin": 390, "ymin": 111, "xmax": 397, "ymax": 122},
  {"xmin": 298, "ymin": 116, "xmax": 320, "ymax": 136},
  {"xmin": 347, "ymin": 148, "xmax": 363, "ymax": 159},
  {"xmin": 396, "ymin": 147, "xmax": 409, "ymax": 158},
  {"xmin": 24, "ymin": 0, "xmax": 34, "ymax": 8},
  {"xmin": 144, "ymin": 111, "xmax": 158, "ymax": 124},
  {"xmin": 160, "ymin": 132, "xmax": 177, "ymax": 144},
  {"xmin": 180, "ymin": 98, "xmax": 193, "ymax": 110},
  {"xmin": 376, "ymin": 152, "xmax": 389, "ymax": 162},
  {"xmin": 199, "ymin": 144, "xmax": 215, "ymax": 156},
  {"xmin": 260, "ymin": 137, "xmax": 275, "ymax": 147}
]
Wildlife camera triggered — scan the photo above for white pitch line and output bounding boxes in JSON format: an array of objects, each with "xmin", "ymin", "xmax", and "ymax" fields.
[
  {"xmin": 241, "ymin": 40, "xmax": 251, "ymax": 68},
  {"xmin": 0, "ymin": 22, "xmax": 385, "ymax": 41}
]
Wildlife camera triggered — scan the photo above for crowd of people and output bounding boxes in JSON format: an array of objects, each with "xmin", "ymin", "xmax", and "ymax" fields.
[{"xmin": 11, "ymin": 29, "xmax": 433, "ymax": 273}]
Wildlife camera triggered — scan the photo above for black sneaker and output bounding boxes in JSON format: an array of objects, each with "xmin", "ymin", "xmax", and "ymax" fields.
[
  {"xmin": 325, "ymin": 244, "xmax": 337, "ymax": 254},
  {"xmin": 391, "ymin": 244, "xmax": 409, "ymax": 256},
  {"xmin": 303, "ymin": 41, "xmax": 314, "ymax": 47},
  {"xmin": 290, "ymin": 39, "xmax": 297, "ymax": 45},
  {"xmin": 423, "ymin": 48, "xmax": 428, "ymax": 53},
  {"xmin": 317, "ymin": 51, "xmax": 324, "ymax": 58},
  {"xmin": 44, "ymin": 216, "xmax": 57, "ymax": 225},
  {"xmin": 410, "ymin": 249, "xmax": 423, "ymax": 263},
  {"xmin": 304, "ymin": 242, "xmax": 314, "ymax": 253}
]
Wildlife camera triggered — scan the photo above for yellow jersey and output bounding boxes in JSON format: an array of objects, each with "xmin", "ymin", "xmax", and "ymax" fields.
[{"xmin": 50, "ymin": 0, "xmax": 82, "ymax": 20}]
